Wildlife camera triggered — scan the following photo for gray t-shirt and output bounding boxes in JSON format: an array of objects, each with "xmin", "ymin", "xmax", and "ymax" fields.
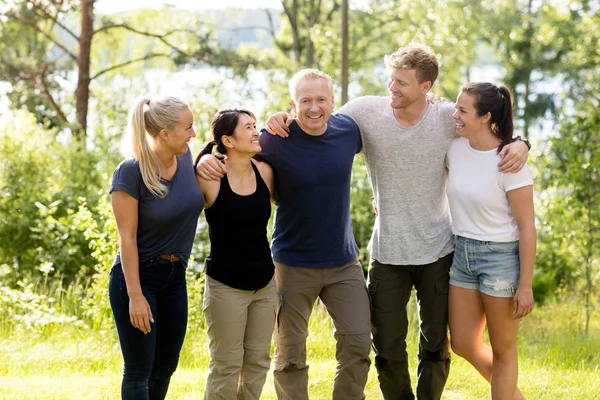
[{"xmin": 339, "ymin": 96, "xmax": 455, "ymax": 265}]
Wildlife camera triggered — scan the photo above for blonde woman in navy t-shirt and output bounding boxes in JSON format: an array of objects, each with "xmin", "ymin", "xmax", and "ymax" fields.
[
  {"xmin": 109, "ymin": 96, "xmax": 204, "ymax": 400},
  {"xmin": 446, "ymin": 83, "xmax": 535, "ymax": 400},
  {"xmin": 194, "ymin": 109, "xmax": 276, "ymax": 400}
]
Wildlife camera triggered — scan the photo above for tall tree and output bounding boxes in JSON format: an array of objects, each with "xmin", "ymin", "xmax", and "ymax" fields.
[{"xmin": 0, "ymin": 0, "xmax": 249, "ymax": 139}]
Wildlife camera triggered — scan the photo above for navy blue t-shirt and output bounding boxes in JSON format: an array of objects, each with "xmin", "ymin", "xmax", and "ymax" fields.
[
  {"xmin": 110, "ymin": 149, "xmax": 204, "ymax": 267},
  {"xmin": 258, "ymin": 114, "xmax": 362, "ymax": 267}
]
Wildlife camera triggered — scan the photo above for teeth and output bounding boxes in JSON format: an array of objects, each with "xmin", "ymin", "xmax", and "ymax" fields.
[{"xmin": 308, "ymin": 116, "xmax": 321, "ymax": 119}]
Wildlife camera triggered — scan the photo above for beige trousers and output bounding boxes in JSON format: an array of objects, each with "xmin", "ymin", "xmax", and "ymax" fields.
[
  {"xmin": 203, "ymin": 275, "xmax": 277, "ymax": 400},
  {"xmin": 273, "ymin": 260, "xmax": 372, "ymax": 400}
]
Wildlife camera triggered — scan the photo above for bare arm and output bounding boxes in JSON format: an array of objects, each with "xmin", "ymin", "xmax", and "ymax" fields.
[
  {"xmin": 195, "ymin": 154, "xmax": 227, "ymax": 181},
  {"xmin": 498, "ymin": 140, "xmax": 529, "ymax": 173},
  {"xmin": 111, "ymin": 191, "xmax": 154, "ymax": 334},
  {"xmin": 255, "ymin": 160, "xmax": 275, "ymax": 203},
  {"xmin": 507, "ymin": 185, "xmax": 536, "ymax": 319},
  {"xmin": 264, "ymin": 112, "xmax": 294, "ymax": 138},
  {"xmin": 195, "ymin": 173, "xmax": 221, "ymax": 207}
]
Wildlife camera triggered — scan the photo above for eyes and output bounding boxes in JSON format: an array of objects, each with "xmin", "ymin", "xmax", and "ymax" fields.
[
  {"xmin": 388, "ymin": 78, "xmax": 407, "ymax": 86},
  {"xmin": 300, "ymin": 98, "xmax": 328, "ymax": 104}
]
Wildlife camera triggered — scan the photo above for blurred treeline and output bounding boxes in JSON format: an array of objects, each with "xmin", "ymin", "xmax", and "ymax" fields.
[{"xmin": 0, "ymin": 0, "xmax": 598, "ymax": 333}]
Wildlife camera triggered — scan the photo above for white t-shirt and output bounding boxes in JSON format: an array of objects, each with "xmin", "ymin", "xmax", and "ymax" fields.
[{"xmin": 446, "ymin": 137, "xmax": 533, "ymax": 242}]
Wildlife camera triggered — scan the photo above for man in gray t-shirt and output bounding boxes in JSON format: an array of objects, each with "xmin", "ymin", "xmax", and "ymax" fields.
[
  {"xmin": 266, "ymin": 43, "xmax": 528, "ymax": 400},
  {"xmin": 337, "ymin": 44, "xmax": 528, "ymax": 400}
]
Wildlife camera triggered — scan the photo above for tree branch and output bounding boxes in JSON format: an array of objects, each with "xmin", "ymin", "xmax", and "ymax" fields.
[
  {"xmin": 38, "ymin": 69, "xmax": 70, "ymax": 126},
  {"xmin": 264, "ymin": 7, "xmax": 286, "ymax": 52},
  {"xmin": 11, "ymin": 15, "xmax": 78, "ymax": 62},
  {"xmin": 29, "ymin": 0, "xmax": 80, "ymax": 41},
  {"xmin": 91, "ymin": 53, "xmax": 169, "ymax": 80},
  {"xmin": 92, "ymin": 23, "xmax": 193, "ymax": 57}
]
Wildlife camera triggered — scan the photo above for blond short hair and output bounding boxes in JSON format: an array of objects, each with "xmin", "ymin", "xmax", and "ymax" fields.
[
  {"xmin": 385, "ymin": 43, "xmax": 439, "ymax": 85},
  {"xmin": 288, "ymin": 69, "xmax": 334, "ymax": 100}
]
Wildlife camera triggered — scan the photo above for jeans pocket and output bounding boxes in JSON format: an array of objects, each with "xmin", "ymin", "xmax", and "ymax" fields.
[{"xmin": 485, "ymin": 241, "xmax": 519, "ymax": 254}]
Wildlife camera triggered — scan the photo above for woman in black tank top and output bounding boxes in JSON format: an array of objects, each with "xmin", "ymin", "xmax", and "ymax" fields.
[{"xmin": 194, "ymin": 109, "xmax": 276, "ymax": 399}]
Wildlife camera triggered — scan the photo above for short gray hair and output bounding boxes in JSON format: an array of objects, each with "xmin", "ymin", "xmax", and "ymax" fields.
[{"xmin": 288, "ymin": 69, "xmax": 334, "ymax": 100}]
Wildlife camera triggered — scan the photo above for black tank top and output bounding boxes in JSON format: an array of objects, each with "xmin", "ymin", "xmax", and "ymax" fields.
[{"xmin": 204, "ymin": 161, "xmax": 274, "ymax": 290}]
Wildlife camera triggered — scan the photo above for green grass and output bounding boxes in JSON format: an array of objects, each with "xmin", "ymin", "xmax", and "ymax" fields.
[{"xmin": 1, "ymin": 295, "xmax": 599, "ymax": 399}]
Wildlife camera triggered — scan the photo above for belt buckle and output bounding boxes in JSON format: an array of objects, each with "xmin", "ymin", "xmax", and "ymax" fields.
[{"xmin": 168, "ymin": 254, "xmax": 177, "ymax": 262}]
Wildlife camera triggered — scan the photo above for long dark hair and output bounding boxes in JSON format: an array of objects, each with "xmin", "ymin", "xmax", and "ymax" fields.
[
  {"xmin": 460, "ymin": 82, "xmax": 514, "ymax": 153},
  {"xmin": 194, "ymin": 108, "xmax": 256, "ymax": 168}
]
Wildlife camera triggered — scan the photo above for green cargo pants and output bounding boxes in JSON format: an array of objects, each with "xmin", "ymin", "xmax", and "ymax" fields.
[{"xmin": 368, "ymin": 253, "xmax": 452, "ymax": 400}]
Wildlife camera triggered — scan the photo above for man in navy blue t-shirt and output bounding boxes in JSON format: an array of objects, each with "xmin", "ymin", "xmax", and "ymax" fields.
[{"xmin": 196, "ymin": 69, "xmax": 371, "ymax": 400}]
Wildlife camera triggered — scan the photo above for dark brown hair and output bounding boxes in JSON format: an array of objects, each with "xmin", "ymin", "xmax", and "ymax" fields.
[
  {"xmin": 194, "ymin": 108, "xmax": 256, "ymax": 167},
  {"xmin": 460, "ymin": 82, "xmax": 514, "ymax": 153}
]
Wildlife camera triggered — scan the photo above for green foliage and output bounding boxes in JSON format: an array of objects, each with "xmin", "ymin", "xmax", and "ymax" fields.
[
  {"xmin": 0, "ymin": 110, "xmax": 103, "ymax": 283},
  {"xmin": 351, "ymin": 156, "xmax": 376, "ymax": 269},
  {"xmin": 536, "ymin": 98, "xmax": 600, "ymax": 331}
]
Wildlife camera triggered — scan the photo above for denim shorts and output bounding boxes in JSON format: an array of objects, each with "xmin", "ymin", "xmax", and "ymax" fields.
[{"xmin": 449, "ymin": 235, "xmax": 520, "ymax": 298}]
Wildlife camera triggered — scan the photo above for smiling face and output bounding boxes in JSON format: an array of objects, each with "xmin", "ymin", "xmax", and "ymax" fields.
[
  {"xmin": 387, "ymin": 68, "xmax": 431, "ymax": 110},
  {"xmin": 223, "ymin": 112, "xmax": 261, "ymax": 155},
  {"xmin": 291, "ymin": 77, "xmax": 335, "ymax": 136},
  {"xmin": 452, "ymin": 91, "xmax": 490, "ymax": 138},
  {"xmin": 164, "ymin": 107, "xmax": 196, "ymax": 154}
]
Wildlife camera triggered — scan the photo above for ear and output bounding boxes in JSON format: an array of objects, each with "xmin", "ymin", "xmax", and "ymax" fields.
[
  {"xmin": 481, "ymin": 112, "xmax": 492, "ymax": 124},
  {"xmin": 159, "ymin": 129, "xmax": 170, "ymax": 142},
  {"xmin": 221, "ymin": 135, "xmax": 235, "ymax": 149},
  {"xmin": 422, "ymin": 80, "xmax": 432, "ymax": 93},
  {"xmin": 291, "ymin": 100, "xmax": 297, "ymax": 115},
  {"xmin": 330, "ymin": 95, "xmax": 335, "ymax": 108}
]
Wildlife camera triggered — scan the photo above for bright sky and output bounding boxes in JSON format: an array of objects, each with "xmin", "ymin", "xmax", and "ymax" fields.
[{"xmin": 95, "ymin": 0, "xmax": 283, "ymax": 13}]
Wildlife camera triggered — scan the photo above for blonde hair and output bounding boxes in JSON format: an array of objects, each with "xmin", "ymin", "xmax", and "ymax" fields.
[
  {"xmin": 121, "ymin": 96, "xmax": 189, "ymax": 198},
  {"xmin": 288, "ymin": 69, "xmax": 334, "ymax": 101},
  {"xmin": 384, "ymin": 43, "xmax": 439, "ymax": 85}
]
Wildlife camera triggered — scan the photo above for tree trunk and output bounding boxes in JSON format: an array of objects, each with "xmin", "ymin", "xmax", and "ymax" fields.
[
  {"xmin": 340, "ymin": 0, "xmax": 348, "ymax": 105},
  {"xmin": 74, "ymin": 0, "xmax": 94, "ymax": 139}
]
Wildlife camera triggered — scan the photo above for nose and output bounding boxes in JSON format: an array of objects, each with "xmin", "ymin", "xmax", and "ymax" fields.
[
  {"xmin": 191, "ymin": 128, "xmax": 197, "ymax": 138},
  {"xmin": 452, "ymin": 110, "xmax": 459, "ymax": 119}
]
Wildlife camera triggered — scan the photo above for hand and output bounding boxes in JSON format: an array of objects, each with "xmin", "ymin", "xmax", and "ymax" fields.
[
  {"xmin": 513, "ymin": 285, "xmax": 534, "ymax": 319},
  {"xmin": 265, "ymin": 112, "xmax": 294, "ymax": 138},
  {"xmin": 426, "ymin": 92, "xmax": 445, "ymax": 104},
  {"xmin": 498, "ymin": 140, "xmax": 529, "ymax": 173},
  {"xmin": 196, "ymin": 154, "xmax": 226, "ymax": 181},
  {"xmin": 370, "ymin": 196, "xmax": 378, "ymax": 215},
  {"xmin": 129, "ymin": 293, "xmax": 154, "ymax": 334}
]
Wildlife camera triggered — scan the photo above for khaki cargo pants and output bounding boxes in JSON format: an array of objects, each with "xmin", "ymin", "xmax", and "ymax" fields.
[
  {"xmin": 203, "ymin": 276, "xmax": 278, "ymax": 400},
  {"xmin": 273, "ymin": 259, "xmax": 372, "ymax": 400}
]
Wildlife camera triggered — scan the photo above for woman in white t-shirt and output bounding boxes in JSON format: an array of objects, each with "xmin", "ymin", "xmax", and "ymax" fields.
[{"xmin": 446, "ymin": 82, "xmax": 536, "ymax": 400}]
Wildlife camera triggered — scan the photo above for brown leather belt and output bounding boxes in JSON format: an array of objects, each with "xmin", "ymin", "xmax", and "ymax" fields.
[{"xmin": 159, "ymin": 254, "xmax": 180, "ymax": 262}]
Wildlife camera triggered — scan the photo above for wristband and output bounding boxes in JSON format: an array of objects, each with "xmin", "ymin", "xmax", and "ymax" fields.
[{"xmin": 513, "ymin": 136, "xmax": 531, "ymax": 151}]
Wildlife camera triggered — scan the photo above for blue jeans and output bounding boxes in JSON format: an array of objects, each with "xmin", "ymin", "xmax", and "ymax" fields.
[
  {"xmin": 109, "ymin": 257, "xmax": 188, "ymax": 400},
  {"xmin": 450, "ymin": 235, "xmax": 520, "ymax": 297}
]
